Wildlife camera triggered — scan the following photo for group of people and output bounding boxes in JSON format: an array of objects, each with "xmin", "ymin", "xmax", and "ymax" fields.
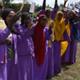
[{"xmin": 0, "ymin": 0, "xmax": 80, "ymax": 80}]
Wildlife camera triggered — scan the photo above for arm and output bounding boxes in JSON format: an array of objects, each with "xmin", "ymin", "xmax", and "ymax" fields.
[
  {"xmin": 0, "ymin": 28, "xmax": 10, "ymax": 43},
  {"xmin": 63, "ymin": 0, "xmax": 68, "ymax": 7},
  {"xmin": 54, "ymin": 0, "xmax": 58, "ymax": 8}
]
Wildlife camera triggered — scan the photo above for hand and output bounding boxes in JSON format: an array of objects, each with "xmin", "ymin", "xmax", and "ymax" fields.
[
  {"xmin": 5, "ymin": 39, "xmax": 11, "ymax": 45},
  {"xmin": 48, "ymin": 40, "xmax": 52, "ymax": 47}
]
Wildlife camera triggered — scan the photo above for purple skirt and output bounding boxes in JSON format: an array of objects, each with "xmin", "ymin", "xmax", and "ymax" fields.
[
  {"xmin": 47, "ymin": 47, "xmax": 54, "ymax": 78},
  {"xmin": 70, "ymin": 41, "xmax": 77, "ymax": 64},
  {"xmin": 61, "ymin": 41, "xmax": 77, "ymax": 65},
  {"xmin": 0, "ymin": 64, "xmax": 7, "ymax": 80},
  {"xmin": 52, "ymin": 41, "xmax": 61, "ymax": 76},
  {"xmin": 17, "ymin": 55, "xmax": 34, "ymax": 80},
  {"xmin": 61, "ymin": 42, "xmax": 71, "ymax": 64},
  {"xmin": 7, "ymin": 59, "xmax": 18, "ymax": 80},
  {"xmin": 33, "ymin": 49, "xmax": 48, "ymax": 80}
]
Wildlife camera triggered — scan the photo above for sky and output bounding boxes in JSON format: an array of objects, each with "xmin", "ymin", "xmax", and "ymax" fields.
[{"xmin": 12, "ymin": 0, "xmax": 80, "ymax": 7}]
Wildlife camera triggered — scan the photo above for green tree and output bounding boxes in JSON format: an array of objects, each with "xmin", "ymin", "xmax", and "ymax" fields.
[{"xmin": 3, "ymin": 0, "xmax": 13, "ymax": 6}]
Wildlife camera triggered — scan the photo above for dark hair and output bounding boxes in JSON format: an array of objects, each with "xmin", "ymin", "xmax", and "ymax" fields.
[
  {"xmin": 45, "ymin": 9, "xmax": 51, "ymax": 18},
  {"xmin": 21, "ymin": 12, "xmax": 31, "ymax": 25},
  {"xmin": 1, "ymin": 8, "xmax": 14, "ymax": 20}
]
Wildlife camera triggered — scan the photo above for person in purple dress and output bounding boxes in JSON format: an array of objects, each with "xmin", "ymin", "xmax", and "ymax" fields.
[
  {"xmin": 1, "ymin": 8, "xmax": 20, "ymax": 80},
  {"xmin": 68, "ymin": 10, "xmax": 78, "ymax": 64},
  {"xmin": 51, "ymin": 11, "xmax": 67, "ymax": 76},
  {"xmin": 33, "ymin": 14, "xmax": 48, "ymax": 80},
  {"xmin": 0, "ymin": 27, "xmax": 10, "ymax": 80},
  {"xmin": 0, "ymin": 8, "xmax": 17, "ymax": 80},
  {"xmin": 61, "ymin": 10, "xmax": 72, "ymax": 65},
  {"xmin": 45, "ymin": 10, "xmax": 54, "ymax": 78},
  {"xmin": 14, "ymin": 12, "xmax": 35, "ymax": 80}
]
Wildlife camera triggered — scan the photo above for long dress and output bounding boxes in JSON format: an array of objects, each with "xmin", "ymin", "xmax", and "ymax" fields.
[
  {"xmin": 0, "ymin": 28, "xmax": 10, "ymax": 80},
  {"xmin": 45, "ymin": 26, "xmax": 54, "ymax": 78},
  {"xmin": 69, "ymin": 19, "xmax": 78, "ymax": 64},
  {"xmin": 52, "ymin": 41, "xmax": 61, "ymax": 76},
  {"xmin": 15, "ymin": 25, "xmax": 34, "ymax": 80},
  {"xmin": 51, "ymin": 16, "xmax": 66, "ymax": 76},
  {"xmin": 33, "ymin": 26, "xmax": 48, "ymax": 80},
  {"xmin": 7, "ymin": 34, "xmax": 18, "ymax": 80},
  {"xmin": 61, "ymin": 22, "xmax": 71, "ymax": 65}
]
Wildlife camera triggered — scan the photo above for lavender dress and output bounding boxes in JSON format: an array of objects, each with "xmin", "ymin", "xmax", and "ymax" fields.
[
  {"xmin": 52, "ymin": 41, "xmax": 61, "ymax": 76},
  {"xmin": 7, "ymin": 34, "xmax": 18, "ymax": 80},
  {"xmin": 15, "ymin": 25, "xmax": 34, "ymax": 80},
  {"xmin": 0, "ymin": 28, "xmax": 10, "ymax": 80},
  {"xmin": 45, "ymin": 27, "xmax": 54, "ymax": 78}
]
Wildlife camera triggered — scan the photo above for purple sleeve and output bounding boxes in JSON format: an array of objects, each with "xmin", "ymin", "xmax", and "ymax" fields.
[
  {"xmin": 13, "ymin": 24, "xmax": 22, "ymax": 34},
  {"xmin": 0, "ymin": 28, "xmax": 10, "ymax": 43}
]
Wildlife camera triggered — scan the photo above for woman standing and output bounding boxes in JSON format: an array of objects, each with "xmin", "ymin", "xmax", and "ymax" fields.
[
  {"xmin": 1, "ymin": 8, "xmax": 19, "ymax": 80},
  {"xmin": 33, "ymin": 14, "xmax": 48, "ymax": 80},
  {"xmin": 51, "ymin": 11, "xmax": 66, "ymax": 76},
  {"xmin": 15, "ymin": 12, "xmax": 35, "ymax": 80}
]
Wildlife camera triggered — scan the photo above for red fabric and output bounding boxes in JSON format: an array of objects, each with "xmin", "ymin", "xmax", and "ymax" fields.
[{"xmin": 33, "ymin": 24, "xmax": 46, "ymax": 65}]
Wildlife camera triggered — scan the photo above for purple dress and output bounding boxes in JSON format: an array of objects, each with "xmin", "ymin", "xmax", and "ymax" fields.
[
  {"xmin": 33, "ymin": 27, "xmax": 48, "ymax": 80},
  {"xmin": 52, "ymin": 41, "xmax": 61, "ymax": 76},
  {"xmin": 15, "ymin": 25, "xmax": 34, "ymax": 80},
  {"xmin": 7, "ymin": 34, "xmax": 18, "ymax": 80},
  {"xmin": 61, "ymin": 30, "xmax": 71, "ymax": 65},
  {"xmin": 0, "ymin": 28, "xmax": 10, "ymax": 80},
  {"xmin": 45, "ymin": 27, "xmax": 54, "ymax": 78},
  {"xmin": 69, "ymin": 19, "xmax": 77, "ymax": 64}
]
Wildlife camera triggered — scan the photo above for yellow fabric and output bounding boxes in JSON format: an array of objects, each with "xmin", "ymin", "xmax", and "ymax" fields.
[
  {"xmin": 53, "ymin": 18, "xmax": 65, "ymax": 41},
  {"xmin": 51, "ymin": 12, "xmax": 66, "ymax": 41},
  {"xmin": 53, "ymin": 18, "xmax": 69, "ymax": 56},
  {"xmin": 65, "ymin": 22, "xmax": 71, "ymax": 37},
  {"xmin": 60, "ymin": 23, "xmax": 71, "ymax": 56},
  {"xmin": 61, "ymin": 41, "xmax": 68, "ymax": 56},
  {"xmin": 47, "ymin": 18, "xmax": 53, "ymax": 27},
  {"xmin": 0, "ymin": 18, "xmax": 6, "ymax": 30},
  {"xmin": 51, "ymin": 11, "xmax": 70, "ymax": 56}
]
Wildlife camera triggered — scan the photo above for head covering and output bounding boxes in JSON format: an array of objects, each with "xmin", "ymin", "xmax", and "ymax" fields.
[
  {"xmin": 52, "ymin": 11, "xmax": 65, "ymax": 41},
  {"xmin": 57, "ymin": 11, "xmax": 63, "ymax": 15},
  {"xmin": 37, "ymin": 14, "xmax": 46, "ymax": 22},
  {"xmin": 37, "ymin": 11, "xmax": 46, "ymax": 22},
  {"xmin": 37, "ymin": 10, "xmax": 45, "ymax": 17},
  {"xmin": 52, "ymin": 11, "xmax": 70, "ymax": 56},
  {"xmin": 33, "ymin": 15, "xmax": 46, "ymax": 65}
]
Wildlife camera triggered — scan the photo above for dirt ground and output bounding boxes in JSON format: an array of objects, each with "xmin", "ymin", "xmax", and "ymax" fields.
[{"xmin": 50, "ymin": 43, "xmax": 80, "ymax": 80}]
